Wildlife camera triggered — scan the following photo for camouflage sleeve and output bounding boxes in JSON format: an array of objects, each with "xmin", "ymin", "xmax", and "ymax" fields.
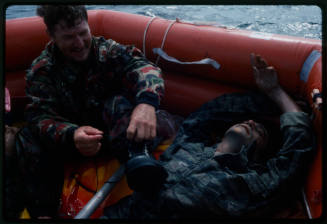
[
  {"xmin": 25, "ymin": 60, "xmax": 78, "ymax": 147},
  {"xmin": 158, "ymin": 113, "xmax": 314, "ymax": 217},
  {"xmin": 100, "ymin": 38, "xmax": 164, "ymax": 109},
  {"xmin": 242, "ymin": 111, "xmax": 315, "ymax": 198}
]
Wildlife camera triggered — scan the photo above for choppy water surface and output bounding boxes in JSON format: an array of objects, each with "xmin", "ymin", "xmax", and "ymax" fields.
[{"xmin": 5, "ymin": 5, "xmax": 322, "ymax": 39}]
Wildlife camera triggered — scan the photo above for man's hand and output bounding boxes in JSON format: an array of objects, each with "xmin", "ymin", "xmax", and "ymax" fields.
[
  {"xmin": 74, "ymin": 126, "xmax": 103, "ymax": 156},
  {"xmin": 250, "ymin": 53, "xmax": 280, "ymax": 95},
  {"xmin": 127, "ymin": 103, "xmax": 156, "ymax": 142},
  {"xmin": 250, "ymin": 53, "xmax": 300, "ymax": 113}
]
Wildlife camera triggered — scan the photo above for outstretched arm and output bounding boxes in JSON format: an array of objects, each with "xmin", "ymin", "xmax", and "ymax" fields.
[{"xmin": 250, "ymin": 53, "xmax": 300, "ymax": 113}]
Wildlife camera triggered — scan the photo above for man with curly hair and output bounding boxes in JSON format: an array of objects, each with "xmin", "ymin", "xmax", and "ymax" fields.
[{"xmin": 5, "ymin": 5, "xmax": 168, "ymax": 219}]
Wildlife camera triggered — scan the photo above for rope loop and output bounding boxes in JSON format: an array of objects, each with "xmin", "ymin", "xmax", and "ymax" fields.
[
  {"xmin": 155, "ymin": 19, "xmax": 178, "ymax": 65},
  {"xmin": 143, "ymin": 16, "xmax": 157, "ymax": 58}
]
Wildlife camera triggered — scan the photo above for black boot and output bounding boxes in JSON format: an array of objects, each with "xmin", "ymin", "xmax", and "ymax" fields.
[{"xmin": 125, "ymin": 141, "xmax": 167, "ymax": 192}]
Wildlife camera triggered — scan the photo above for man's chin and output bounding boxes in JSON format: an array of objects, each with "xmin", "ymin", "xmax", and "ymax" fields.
[{"xmin": 70, "ymin": 53, "xmax": 89, "ymax": 63}]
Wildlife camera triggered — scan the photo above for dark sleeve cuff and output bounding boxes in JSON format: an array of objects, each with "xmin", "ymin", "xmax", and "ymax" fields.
[
  {"xmin": 65, "ymin": 126, "xmax": 79, "ymax": 153},
  {"xmin": 136, "ymin": 92, "xmax": 160, "ymax": 110}
]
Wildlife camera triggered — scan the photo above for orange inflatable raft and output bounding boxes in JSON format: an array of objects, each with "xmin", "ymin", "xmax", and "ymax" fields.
[{"xmin": 5, "ymin": 9, "xmax": 323, "ymax": 219}]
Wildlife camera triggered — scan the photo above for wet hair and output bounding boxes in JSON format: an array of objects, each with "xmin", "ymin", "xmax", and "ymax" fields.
[
  {"xmin": 36, "ymin": 5, "xmax": 88, "ymax": 35},
  {"xmin": 249, "ymin": 118, "xmax": 282, "ymax": 162}
]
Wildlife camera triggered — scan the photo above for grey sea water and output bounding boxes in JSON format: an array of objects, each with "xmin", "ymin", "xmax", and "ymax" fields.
[{"xmin": 5, "ymin": 5, "xmax": 322, "ymax": 40}]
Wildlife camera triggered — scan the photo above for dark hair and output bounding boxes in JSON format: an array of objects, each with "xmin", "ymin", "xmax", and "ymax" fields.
[
  {"xmin": 250, "ymin": 118, "xmax": 282, "ymax": 162},
  {"xmin": 36, "ymin": 5, "xmax": 88, "ymax": 35}
]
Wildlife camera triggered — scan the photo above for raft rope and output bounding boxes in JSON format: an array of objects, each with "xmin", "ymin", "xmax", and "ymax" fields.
[
  {"xmin": 302, "ymin": 188, "xmax": 313, "ymax": 219},
  {"xmin": 155, "ymin": 19, "xmax": 177, "ymax": 65},
  {"xmin": 142, "ymin": 17, "xmax": 220, "ymax": 70},
  {"xmin": 143, "ymin": 16, "xmax": 157, "ymax": 58}
]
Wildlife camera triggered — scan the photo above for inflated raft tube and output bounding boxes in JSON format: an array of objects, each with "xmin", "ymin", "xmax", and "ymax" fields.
[{"xmin": 5, "ymin": 9, "xmax": 322, "ymax": 218}]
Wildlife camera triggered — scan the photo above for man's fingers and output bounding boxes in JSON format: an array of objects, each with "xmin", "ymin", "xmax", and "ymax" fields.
[
  {"xmin": 127, "ymin": 103, "xmax": 157, "ymax": 142},
  {"xmin": 257, "ymin": 55, "xmax": 269, "ymax": 68},
  {"xmin": 88, "ymin": 134, "xmax": 103, "ymax": 141},
  {"xmin": 74, "ymin": 126, "xmax": 104, "ymax": 157},
  {"xmin": 250, "ymin": 53, "xmax": 256, "ymax": 67},
  {"xmin": 127, "ymin": 124, "xmax": 137, "ymax": 140},
  {"xmin": 78, "ymin": 142, "xmax": 102, "ymax": 156},
  {"xmin": 135, "ymin": 125, "xmax": 145, "ymax": 142},
  {"xmin": 250, "ymin": 53, "xmax": 263, "ymax": 75},
  {"xmin": 150, "ymin": 126, "xmax": 156, "ymax": 139},
  {"xmin": 79, "ymin": 133, "xmax": 103, "ymax": 143},
  {"xmin": 83, "ymin": 126, "xmax": 103, "ymax": 135},
  {"xmin": 97, "ymin": 143, "xmax": 102, "ymax": 151},
  {"xmin": 252, "ymin": 65, "xmax": 260, "ymax": 80},
  {"xmin": 250, "ymin": 53, "xmax": 269, "ymax": 70},
  {"xmin": 127, "ymin": 123, "xmax": 156, "ymax": 142},
  {"xmin": 267, "ymin": 66, "xmax": 275, "ymax": 71}
]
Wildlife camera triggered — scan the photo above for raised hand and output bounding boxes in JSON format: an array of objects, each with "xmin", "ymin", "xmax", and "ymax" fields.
[
  {"xmin": 250, "ymin": 53, "xmax": 280, "ymax": 95},
  {"xmin": 250, "ymin": 53, "xmax": 300, "ymax": 113}
]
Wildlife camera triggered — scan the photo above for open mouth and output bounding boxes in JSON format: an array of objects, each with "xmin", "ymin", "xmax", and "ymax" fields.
[
  {"xmin": 70, "ymin": 47, "xmax": 89, "ymax": 60},
  {"xmin": 72, "ymin": 48, "xmax": 85, "ymax": 53}
]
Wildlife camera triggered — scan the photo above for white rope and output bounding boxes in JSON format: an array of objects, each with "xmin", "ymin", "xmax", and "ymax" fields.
[
  {"xmin": 155, "ymin": 19, "xmax": 177, "ymax": 65},
  {"xmin": 302, "ymin": 188, "xmax": 312, "ymax": 219},
  {"xmin": 143, "ymin": 16, "xmax": 157, "ymax": 58},
  {"xmin": 144, "ymin": 17, "xmax": 220, "ymax": 70}
]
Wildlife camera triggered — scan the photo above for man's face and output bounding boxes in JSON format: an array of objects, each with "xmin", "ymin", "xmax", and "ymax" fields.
[
  {"xmin": 225, "ymin": 120, "xmax": 268, "ymax": 151},
  {"xmin": 51, "ymin": 19, "xmax": 92, "ymax": 62}
]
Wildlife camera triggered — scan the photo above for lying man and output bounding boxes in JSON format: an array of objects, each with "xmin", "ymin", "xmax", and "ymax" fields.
[{"xmin": 102, "ymin": 54, "xmax": 315, "ymax": 219}]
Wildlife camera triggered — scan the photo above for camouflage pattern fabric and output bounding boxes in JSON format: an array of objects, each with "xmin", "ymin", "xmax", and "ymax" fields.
[
  {"xmin": 25, "ymin": 36, "xmax": 164, "ymax": 150},
  {"xmin": 103, "ymin": 92, "xmax": 315, "ymax": 220},
  {"xmin": 6, "ymin": 36, "xmax": 164, "ymax": 218}
]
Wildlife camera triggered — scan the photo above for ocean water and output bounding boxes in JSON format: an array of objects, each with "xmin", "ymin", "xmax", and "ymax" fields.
[{"xmin": 5, "ymin": 5, "xmax": 322, "ymax": 40}]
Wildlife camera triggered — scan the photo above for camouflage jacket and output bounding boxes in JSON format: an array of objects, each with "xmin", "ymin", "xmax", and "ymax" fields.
[
  {"xmin": 103, "ymin": 92, "xmax": 315, "ymax": 219},
  {"xmin": 25, "ymin": 36, "xmax": 164, "ymax": 147}
]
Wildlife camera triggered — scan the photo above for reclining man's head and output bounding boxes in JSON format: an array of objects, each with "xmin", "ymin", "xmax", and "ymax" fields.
[
  {"xmin": 217, "ymin": 120, "xmax": 269, "ymax": 160},
  {"xmin": 37, "ymin": 5, "xmax": 92, "ymax": 62}
]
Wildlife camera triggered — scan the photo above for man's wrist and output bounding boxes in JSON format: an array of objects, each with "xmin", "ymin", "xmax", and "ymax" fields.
[
  {"xmin": 136, "ymin": 92, "xmax": 160, "ymax": 110},
  {"xmin": 266, "ymin": 86, "xmax": 283, "ymax": 100},
  {"xmin": 267, "ymin": 87, "xmax": 301, "ymax": 113}
]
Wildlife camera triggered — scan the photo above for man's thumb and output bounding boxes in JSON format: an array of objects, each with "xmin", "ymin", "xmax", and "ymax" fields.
[{"xmin": 83, "ymin": 126, "xmax": 103, "ymax": 135}]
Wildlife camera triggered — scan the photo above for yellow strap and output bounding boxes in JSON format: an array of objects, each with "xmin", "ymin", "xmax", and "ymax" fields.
[
  {"xmin": 156, "ymin": 144, "xmax": 170, "ymax": 152},
  {"xmin": 20, "ymin": 208, "xmax": 30, "ymax": 219}
]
